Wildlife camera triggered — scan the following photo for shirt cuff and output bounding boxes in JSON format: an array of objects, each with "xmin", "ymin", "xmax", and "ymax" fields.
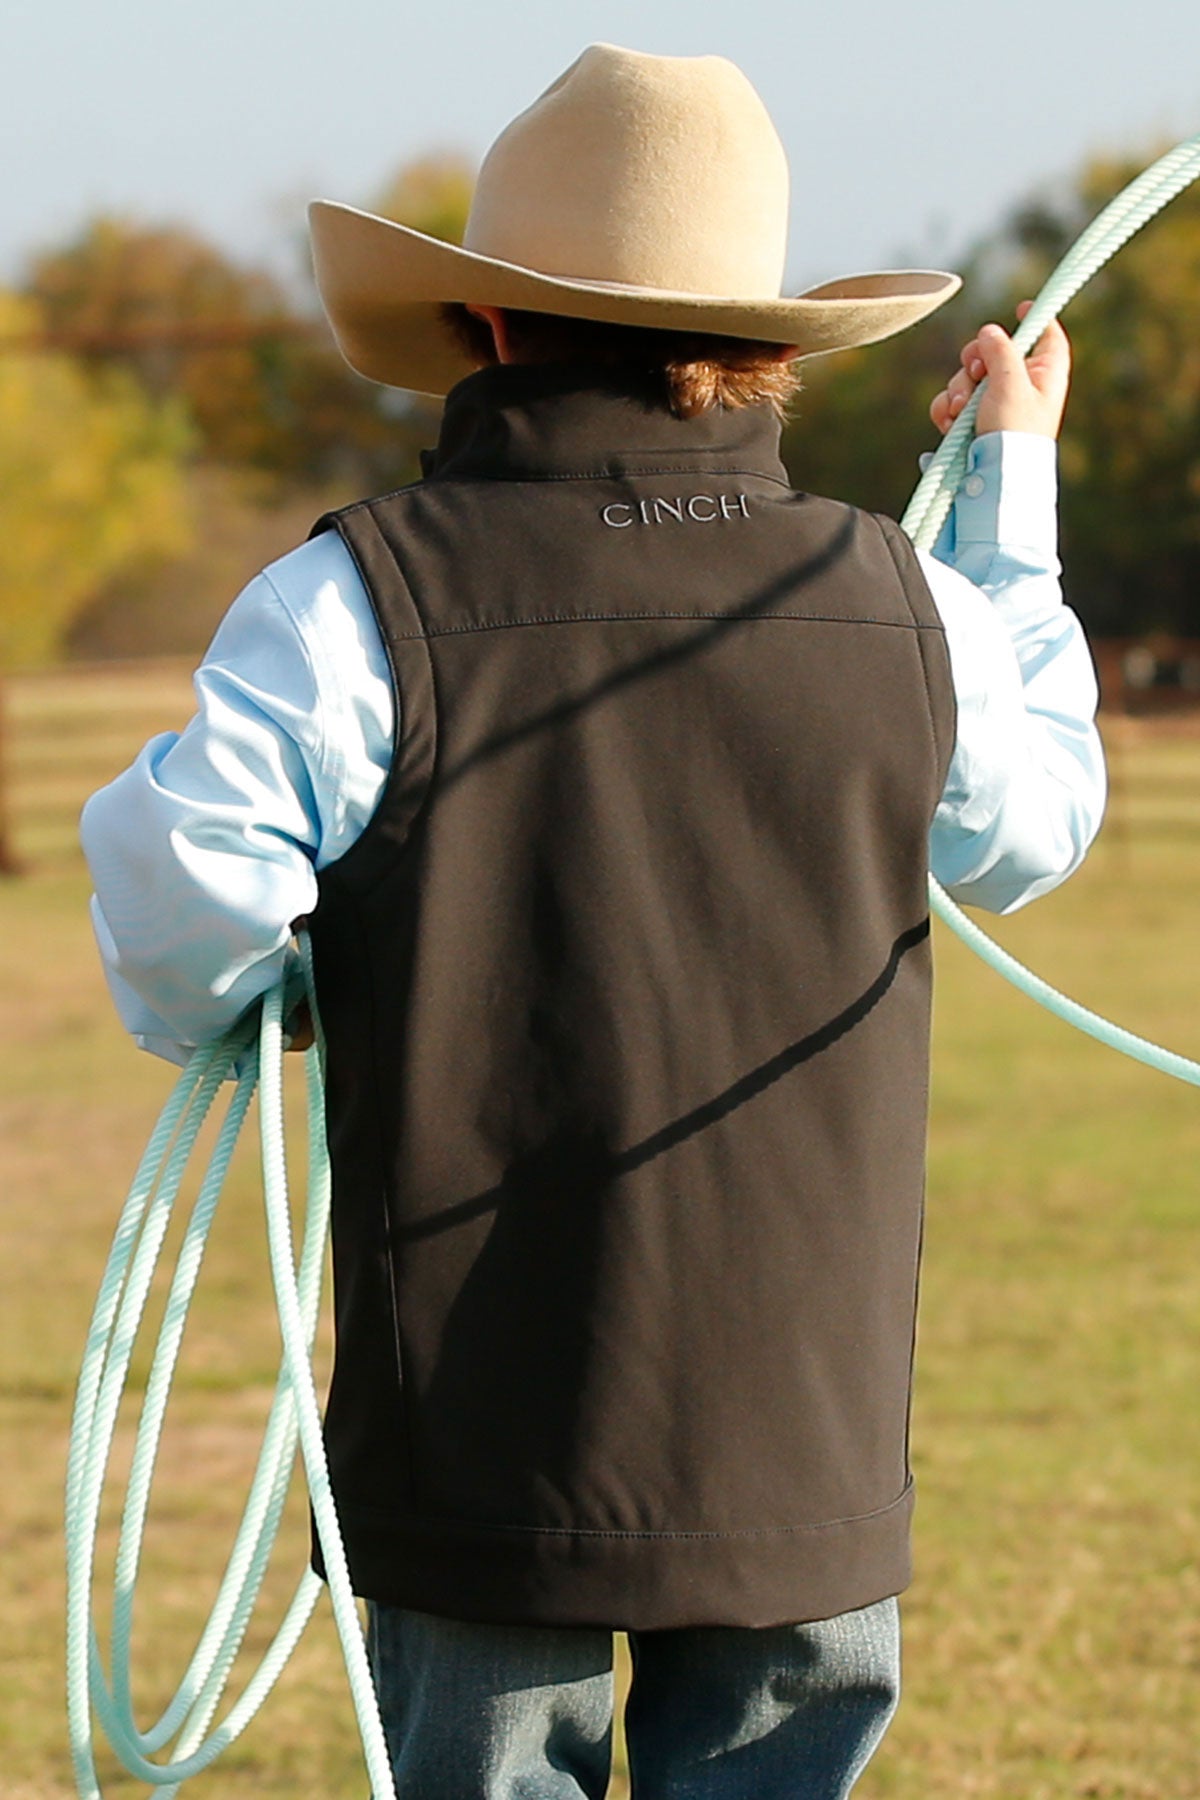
[{"xmin": 953, "ymin": 431, "xmax": 1058, "ymax": 557}]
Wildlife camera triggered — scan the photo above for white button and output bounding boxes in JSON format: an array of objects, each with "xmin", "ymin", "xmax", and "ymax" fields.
[{"xmin": 963, "ymin": 474, "xmax": 986, "ymax": 498}]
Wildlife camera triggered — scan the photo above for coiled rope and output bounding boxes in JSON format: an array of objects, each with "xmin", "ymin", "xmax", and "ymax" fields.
[
  {"xmin": 65, "ymin": 948, "xmax": 398, "ymax": 1800},
  {"xmin": 66, "ymin": 130, "xmax": 1200, "ymax": 1797}
]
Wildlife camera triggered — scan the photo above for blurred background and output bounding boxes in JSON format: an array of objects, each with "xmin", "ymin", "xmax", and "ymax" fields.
[
  {"xmin": 3, "ymin": 1, "xmax": 1200, "ymax": 703},
  {"xmin": 2, "ymin": 2, "xmax": 1199, "ymax": 1796}
]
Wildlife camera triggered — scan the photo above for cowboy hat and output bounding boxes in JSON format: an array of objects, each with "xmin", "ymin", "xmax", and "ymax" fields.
[{"xmin": 309, "ymin": 43, "xmax": 961, "ymax": 397}]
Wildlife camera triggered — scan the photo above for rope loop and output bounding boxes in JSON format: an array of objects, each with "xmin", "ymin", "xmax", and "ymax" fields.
[{"xmin": 65, "ymin": 945, "xmax": 396, "ymax": 1798}]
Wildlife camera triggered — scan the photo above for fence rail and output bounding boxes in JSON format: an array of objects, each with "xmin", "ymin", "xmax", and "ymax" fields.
[
  {"xmin": 5, "ymin": 659, "xmax": 195, "ymax": 868},
  {"xmin": 4, "ymin": 659, "xmax": 1200, "ymax": 876}
]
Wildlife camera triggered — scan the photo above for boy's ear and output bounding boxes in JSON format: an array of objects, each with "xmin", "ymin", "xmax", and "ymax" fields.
[{"xmin": 465, "ymin": 304, "xmax": 513, "ymax": 364}]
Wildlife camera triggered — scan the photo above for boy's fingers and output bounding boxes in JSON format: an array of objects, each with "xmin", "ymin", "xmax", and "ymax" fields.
[
  {"xmin": 975, "ymin": 315, "xmax": 1071, "ymax": 435},
  {"xmin": 931, "ymin": 354, "xmax": 984, "ymax": 433},
  {"xmin": 936, "ymin": 312, "xmax": 1071, "ymax": 437},
  {"xmin": 285, "ymin": 999, "xmax": 315, "ymax": 1051},
  {"xmin": 934, "ymin": 310, "xmax": 1069, "ymax": 437},
  {"xmin": 976, "ymin": 322, "xmax": 1025, "ymax": 387},
  {"xmin": 1011, "ymin": 303, "xmax": 1069, "ymax": 376},
  {"xmin": 958, "ymin": 338, "xmax": 986, "ymax": 384},
  {"xmin": 1027, "ymin": 317, "xmax": 1071, "ymax": 362},
  {"xmin": 1023, "ymin": 323, "xmax": 1071, "ymax": 400}
]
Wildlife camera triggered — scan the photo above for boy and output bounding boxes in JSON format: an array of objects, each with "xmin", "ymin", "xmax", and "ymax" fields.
[{"xmin": 83, "ymin": 44, "xmax": 1104, "ymax": 1800}]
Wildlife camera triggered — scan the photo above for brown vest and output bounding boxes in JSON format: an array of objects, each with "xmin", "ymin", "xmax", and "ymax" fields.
[{"xmin": 307, "ymin": 363, "xmax": 956, "ymax": 1628}]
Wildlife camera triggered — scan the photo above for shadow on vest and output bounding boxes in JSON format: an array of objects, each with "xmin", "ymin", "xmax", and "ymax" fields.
[
  {"xmin": 396, "ymin": 915, "xmax": 928, "ymax": 1251},
  {"xmin": 429, "ymin": 509, "xmax": 858, "ymax": 798},
  {"xmin": 399, "ymin": 917, "xmax": 929, "ymax": 1523}
]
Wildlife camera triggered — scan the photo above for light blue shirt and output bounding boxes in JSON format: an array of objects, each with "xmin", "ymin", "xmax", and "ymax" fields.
[{"xmin": 81, "ymin": 431, "xmax": 1106, "ymax": 1065}]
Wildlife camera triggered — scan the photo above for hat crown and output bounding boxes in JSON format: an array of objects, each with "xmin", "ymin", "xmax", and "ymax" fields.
[
  {"xmin": 307, "ymin": 41, "xmax": 962, "ymax": 397},
  {"xmin": 463, "ymin": 44, "xmax": 790, "ymax": 300}
]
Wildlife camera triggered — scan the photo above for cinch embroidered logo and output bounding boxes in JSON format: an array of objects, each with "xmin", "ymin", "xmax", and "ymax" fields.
[{"xmin": 600, "ymin": 494, "xmax": 752, "ymax": 529}]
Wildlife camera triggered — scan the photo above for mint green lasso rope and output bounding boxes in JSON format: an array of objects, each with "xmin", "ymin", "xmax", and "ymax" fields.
[
  {"xmin": 65, "ymin": 946, "xmax": 397, "ymax": 1800},
  {"xmin": 905, "ymin": 130, "xmax": 1200, "ymax": 1088},
  {"xmin": 65, "ymin": 132, "xmax": 1200, "ymax": 1797}
]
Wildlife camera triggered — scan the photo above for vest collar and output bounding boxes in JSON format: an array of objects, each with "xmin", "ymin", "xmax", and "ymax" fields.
[{"xmin": 420, "ymin": 362, "xmax": 789, "ymax": 485}]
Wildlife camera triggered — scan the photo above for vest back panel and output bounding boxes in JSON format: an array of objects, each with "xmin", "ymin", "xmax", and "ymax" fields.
[{"xmin": 308, "ymin": 366, "xmax": 956, "ymax": 1628}]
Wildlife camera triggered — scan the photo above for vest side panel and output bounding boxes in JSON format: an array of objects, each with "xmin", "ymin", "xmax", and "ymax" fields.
[
  {"xmin": 305, "ymin": 507, "xmax": 442, "ymax": 1520},
  {"xmin": 874, "ymin": 511, "xmax": 958, "ymax": 783}
]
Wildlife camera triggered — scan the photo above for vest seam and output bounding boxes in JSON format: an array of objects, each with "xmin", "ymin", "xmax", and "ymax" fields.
[
  {"xmin": 340, "ymin": 1481, "xmax": 913, "ymax": 1541},
  {"xmin": 874, "ymin": 515, "xmax": 948, "ymax": 779},
  {"xmin": 901, "ymin": 1194, "xmax": 927, "ymax": 1513},
  {"xmin": 356, "ymin": 899, "xmax": 422, "ymax": 1501},
  {"xmin": 321, "ymin": 507, "xmax": 443, "ymax": 876},
  {"xmin": 372, "ymin": 511, "xmax": 446, "ymax": 847},
  {"xmin": 317, "ymin": 478, "xmax": 423, "ymax": 525},
  {"xmin": 378, "ymin": 612, "xmax": 950, "ymax": 643},
  {"xmin": 421, "ymin": 465, "xmax": 795, "ymax": 489},
  {"xmin": 317, "ymin": 508, "xmax": 414, "ymax": 805}
]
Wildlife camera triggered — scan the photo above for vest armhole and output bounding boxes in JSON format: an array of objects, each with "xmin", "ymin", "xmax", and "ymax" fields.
[
  {"xmin": 316, "ymin": 503, "xmax": 439, "ymax": 890},
  {"xmin": 873, "ymin": 513, "xmax": 957, "ymax": 790}
]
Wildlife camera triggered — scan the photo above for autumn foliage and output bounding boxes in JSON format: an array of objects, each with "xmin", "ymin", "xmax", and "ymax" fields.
[
  {"xmin": 2, "ymin": 145, "xmax": 1200, "ymax": 673},
  {"xmin": 0, "ymin": 290, "xmax": 192, "ymax": 666},
  {"xmin": 786, "ymin": 151, "xmax": 1200, "ymax": 640}
]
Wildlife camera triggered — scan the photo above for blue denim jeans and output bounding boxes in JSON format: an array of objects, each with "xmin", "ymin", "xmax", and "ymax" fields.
[{"xmin": 365, "ymin": 1597, "xmax": 900, "ymax": 1799}]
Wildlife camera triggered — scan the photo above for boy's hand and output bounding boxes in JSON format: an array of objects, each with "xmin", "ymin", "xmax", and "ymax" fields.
[
  {"xmin": 286, "ymin": 914, "xmax": 315, "ymax": 1050},
  {"xmin": 285, "ymin": 998, "xmax": 315, "ymax": 1052},
  {"xmin": 930, "ymin": 302, "xmax": 1071, "ymax": 440}
]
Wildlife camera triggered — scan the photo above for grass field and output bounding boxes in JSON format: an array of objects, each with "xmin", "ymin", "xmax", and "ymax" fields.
[{"xmin": 2, "ymin": 663, "xmax": 1199, "ymax": 1800}]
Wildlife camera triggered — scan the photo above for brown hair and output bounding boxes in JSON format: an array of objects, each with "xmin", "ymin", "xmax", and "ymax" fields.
[{"xmin": 440, "ymin": 304, "xmax": 802, "ymax": 420}]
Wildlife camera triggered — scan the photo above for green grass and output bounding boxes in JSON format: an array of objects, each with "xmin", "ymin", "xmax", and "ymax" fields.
[{"xmin": 2, "ymin": 671, "xmax": 1199, "ymax": 1798}]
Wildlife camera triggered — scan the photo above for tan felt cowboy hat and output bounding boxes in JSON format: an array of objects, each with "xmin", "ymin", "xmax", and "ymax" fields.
[{"xmin": 309, "ymin": 43, "xmax": 961, "ymax": 397}]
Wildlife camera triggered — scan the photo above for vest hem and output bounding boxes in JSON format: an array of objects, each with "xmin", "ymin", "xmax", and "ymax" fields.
[{"xmin": 313, "ymin": 1483, "xmax": 915, "ymax": 1630}]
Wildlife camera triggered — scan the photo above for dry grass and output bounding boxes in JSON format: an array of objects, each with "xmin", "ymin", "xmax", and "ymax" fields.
[{"xmin": 2, "ymin": 670, "xmax": 1199, "ymax": 1798}]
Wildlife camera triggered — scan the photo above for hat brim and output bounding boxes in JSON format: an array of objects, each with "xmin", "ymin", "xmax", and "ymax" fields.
[{"xmin": 309, "ymin": 199, "xmax": 962, "ymax": 398}]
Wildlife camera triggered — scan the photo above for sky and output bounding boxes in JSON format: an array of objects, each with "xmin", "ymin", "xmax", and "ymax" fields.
[{"xmin": 5, "ymin": 0, "xmax": 1200, "ymax": 298}]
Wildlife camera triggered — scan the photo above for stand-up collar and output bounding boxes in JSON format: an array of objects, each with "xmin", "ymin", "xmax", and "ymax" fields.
[{"xmin": 421, "ymin": 362, "xmax": 789, "ymax": 485}]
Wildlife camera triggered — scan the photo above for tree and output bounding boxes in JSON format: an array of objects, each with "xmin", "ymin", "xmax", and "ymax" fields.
[
  {"xmin": 27, "ymin": 216, "xmax": 452, "ymax": 513},
  {"xmin": 782, "ymin": 295, "xmax": 969, "ymax": 523},
  {"xmin": 0, "ymin": 289, "xmax": 193, "ymax": 870},
  {"xmin": 25, "ymin": 218, "xmax": 299, "ymax": 466},
  {"xmin": 278, "ymin": 155, "xmax": 475, "ymax": 485},
  {"xmin": 373, "ymin": 155, "xmax": 475, "ymax": 245},
  {"xmin": 1012, "ymin": 154, "xmax": 1200, "ymax": 637},
  {"xmin": 783, "ymin": 148, "xmax": 1200, "ymax": 640},
  {"xmin": 0, "ymin": 290, "xmax": 193, "ymax": 669}
]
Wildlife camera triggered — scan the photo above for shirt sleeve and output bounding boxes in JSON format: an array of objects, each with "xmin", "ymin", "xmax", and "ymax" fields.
[
  {"xmin": 923, "ymin": 431, "xmax": 1107, "ymax": 914},
  {"xmin": 80, "ymin": 531, "xmax": 394, "ymax": 1059}
]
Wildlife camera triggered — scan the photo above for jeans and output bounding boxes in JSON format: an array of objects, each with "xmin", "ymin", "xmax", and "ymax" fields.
[{"xmin": 365, "ymin": 1596, "xmax": 900, "ymax": 1799}]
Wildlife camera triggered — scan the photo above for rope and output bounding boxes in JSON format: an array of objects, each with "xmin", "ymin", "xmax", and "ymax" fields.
[
  {"xmin": 904, "ymin": 130, "xmax": 1200, "ymax": 1086},
  {"xmin": 65, "ymin": 952, "xmax": 396, "ymax": 1799},
  {"xmin": 65, "ymin": 130, "xmax": 1200, "ymax": 1796}
]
